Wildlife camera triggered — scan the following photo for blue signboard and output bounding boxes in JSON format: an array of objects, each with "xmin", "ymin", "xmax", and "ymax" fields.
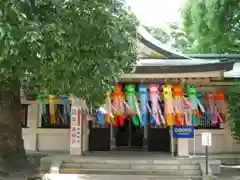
[{"xmin": 172, "ymin": 125, "xmax": 194, "ymax": 138}]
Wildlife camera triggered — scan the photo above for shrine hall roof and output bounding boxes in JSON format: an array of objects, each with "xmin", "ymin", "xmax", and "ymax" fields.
[{"xmin": 135, "ymin": 26, "xmax": 235, "ymax": 74}]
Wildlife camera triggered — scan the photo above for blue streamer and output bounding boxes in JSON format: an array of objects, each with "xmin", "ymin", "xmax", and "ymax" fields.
[
  {"xmin": 197, "ymin": 92, "xmax": 211, "ymax": 124},
  {"xmin": 62, "ymin": 95, "xmax": 70, "ymax": 123},
  {"xmin": 139, "ymin": 85, "xmax": 148, "ymax": 127},
  {"xmin": 96, "ymin": 110, "xmax": 105, "ymax": 125},
  {"xmin": 150, "ymin": 115, "xmax": 156, "ymax": 125}
]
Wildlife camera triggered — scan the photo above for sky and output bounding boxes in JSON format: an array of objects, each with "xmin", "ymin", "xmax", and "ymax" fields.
[{"xmin": 126, "ymin": 0, "xmax": 184, "ymax": 28}]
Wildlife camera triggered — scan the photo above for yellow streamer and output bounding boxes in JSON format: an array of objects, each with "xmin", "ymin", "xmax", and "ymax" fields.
[
  {"xmin": 162, "ymin": 85, "xmax": 174, "ymax": 126},
  {"xmin": 49, "ymin": 95, "xmax": 56, "ymax": 124}
]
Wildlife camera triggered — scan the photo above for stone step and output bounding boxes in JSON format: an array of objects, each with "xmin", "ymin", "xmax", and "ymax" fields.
[
  {"xmin": 59, "ymin": 168, "xmax": 202, "ymax": 176},
  {"xmin": 61, "ymin": 162, "xmax": 200, "ymax": 170},
  {"xmin": 43, "ymin": 174, "xmax": 202, "ymax": 180},
  {"xmin": 62, "ymin": 159, "xmax": 198, "ymax": 165}
]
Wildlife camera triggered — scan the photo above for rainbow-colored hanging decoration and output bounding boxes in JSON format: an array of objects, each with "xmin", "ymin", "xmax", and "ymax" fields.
[
  {"xmin": 36, "ymin": 92, "xmax": 47, "ymax": 124},
  {"xmin": 103, "ymin": 91, "xmax": 114, "ymax": 125},
  {"xmin": 87, "ymin": 83, "xmax": 228, "ymax": 128},
  {"xmin": 187, "ymin": 84, "xmax": 203, "ymax": 126},
  {"xmin": 96, "ymin": 107, "xmax": 107, "ymax": 125},
  {"xmin": 125, "ymin": 84, "xmax": 141, "ymax": 127},
  {"xmin": 215, "ymin": 90, "xmax": 227, "ymax": 122},
  {"xmin": 158, "ymin": 92, "xmax": 166, "ymax": 126},
  {"xmin": 187, "ymin": 84, "xmax": 198, "ymax": 125},
  {"xmin": 149, "ymin": 84, "xmax": 161, "ymax": 125},
  {"xmin": 162, "ymin": 85, "xmax": 174, "ymax": 126},
  {"xmin": 139, "ymin": 85, "xmax": 148, "ymax": 127},
  {"xmin": 62, "ymin": 95, "xmax": 70, "ymax": 124},
  {"xmin": 112, "ymin": 84, "xmax": 126, "ymax": 126},
  {"xmin": 49, "ymin": 95, "xmax": 56, "ymax": 124},
  {"xmin": 205, "ymin": 92, "xmax": 217, "ymax": 124},
  {"xmin": 173, "ymin": 85, "xmax": 184, "ymax": 125}
]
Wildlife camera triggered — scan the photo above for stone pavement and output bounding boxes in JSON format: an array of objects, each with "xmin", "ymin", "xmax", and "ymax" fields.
[
  {"xmin": 42, "ymin": 174, "xmax": 198, "ymax": 180},
  {"xmin": 14, "ymin": 151, "xmax": 239, "ymax": 180},
  {"xmin": 3, "ymin": 168, "xmax": 240, "ymax": 180},
  {"xmin": 217, "ymin": 167, "xmax": 240, "ymax": 180}
]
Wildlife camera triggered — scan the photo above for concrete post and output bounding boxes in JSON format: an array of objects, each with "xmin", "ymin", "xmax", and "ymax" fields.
[
  {"xmin": 69, "ymin": 96, "xmax": 88, "ymax": 155},
  {"xmin": 23, "ymin": 103, "xmax": 38, "ymax": 151},
  {"xmin": 177, "ymin": 139, "xmax": 189, "ymax": 156}
]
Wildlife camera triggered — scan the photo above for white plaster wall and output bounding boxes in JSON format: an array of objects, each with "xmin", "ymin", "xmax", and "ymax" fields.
[
  {"xmin": 22, "ymin": 128, "xmax": 70, "ymax": 152},
  {"xmin": 36, "ymin": 129, "xmax": 70, "ymax": 151},
  {"xmin": 188, "ymin": 121, "xmax": 238, "ymax": 154},
  {"xmin": 22, "ymin": 101, "xmax": 70, "ymax": 152},
  {"xmin": 189, "ymin": 129, "xmax": 225, "ymax": 154},
  {"xmin": 22, "ymin": 128, "xmax": 36, "ymax": 151}
]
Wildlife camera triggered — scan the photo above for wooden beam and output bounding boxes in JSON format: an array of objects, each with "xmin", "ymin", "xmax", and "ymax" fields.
[
  {"xmin": 120, "ymin": 78, "xmax": 210, "ymax": 84},
  {"xmin": 123, "ymin": 71, "xmax": 222, "ymax": 79},
  {"xmin": 195, "ymin": 81, "xmax": 239, "ymax": 86}
]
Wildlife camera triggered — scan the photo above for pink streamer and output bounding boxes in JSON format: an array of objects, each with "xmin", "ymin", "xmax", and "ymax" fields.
[
  {"xmin": 149, "ymin": 84, "xmax": 160, "ymax": 125},
  {"xmin": 206, "ymin": 92, "xmax": 218, "ymax": 124}
]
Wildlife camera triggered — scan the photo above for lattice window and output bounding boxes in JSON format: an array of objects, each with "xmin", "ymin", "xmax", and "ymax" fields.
[{"xmin": 41, "ymin": 104, "xmax": 71, "ymax": 128}]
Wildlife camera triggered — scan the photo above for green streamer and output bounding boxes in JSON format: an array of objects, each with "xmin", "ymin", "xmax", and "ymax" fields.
[
  {"xmin": 187, "ymin": 84, "xmax": 201, "ymax": 125},
  {"xmin": 125, "ymin": 84, "xmax": 140, "ymax": 126},
  {"xmin": 36, "ymin": 92, "xmax": 47, "ymax": 123}
]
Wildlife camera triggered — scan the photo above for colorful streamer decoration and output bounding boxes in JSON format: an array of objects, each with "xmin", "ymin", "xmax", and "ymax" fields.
[
  {"xmin": 62, "ymin": 95, "xmax": 70, "ymax": 124},
  {"xmin": 173, "ymin": 85, "xmax": 184, "ymax": 125},
  {"xmin": 49, "ymin": 95, "xmax": 56, "ymax": 124},
  {"xmin": 84, "ymin": 83, "xmax": 228, "ymax": 128},
  {"xmin": 198, "ymin": 92, "xmax": 210, "ymax": 122},
  {"xmin": 158, "ymin": 93, "xmax": 166, "ymax": 126},
  {"xmin": 112, "ymin": 84, "xmax": 126, "ymax": 126},
  {"xmin": 139, "ymin": 85, "xmax": 148, "ymax": 126},
  {"xmin": 103, "ymin": 91, "xmax": 114, "ymax": 125},
  {"xmin": 205, "ymin": 92, "xmax": 217, "ymax": 124},
  {"xmin": 215, "ymin": 90, "xmax": 227, "ymax": 122},
  {"xmin": 149, "ymin": 84, "xmax": 161, "ymax": 125},
  {"xmin": 125, "ymin": 84, "xmax": 141, "ymax": 127},
  {"xmin": 187, "ymin": 84, "xmax": 201, "ymax": 126},
  {"xmin": 162, "ymin": 85, "xmax": 174, "ymax": 126},
  {"xmin": 96, "ymin": 107, "xmax": 107, "ymax": 125},
  {"xmin": 36, "ymin": 92, "xmax": 47, "ymax": 124}
]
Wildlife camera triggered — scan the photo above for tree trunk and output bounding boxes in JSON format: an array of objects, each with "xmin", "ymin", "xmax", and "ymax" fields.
[{"xmin": 0, "ymin": 78, "xmax": 28, "ymax": 173}]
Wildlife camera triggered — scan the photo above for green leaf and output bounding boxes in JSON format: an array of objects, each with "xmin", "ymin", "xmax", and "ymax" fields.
[
  {"xmin": 226, "ymin": 81, "xmax": 240, "ymax": 139},
  {"xmin": 0, "ymin": 0, "xmax": 139, "ymax": 106}
]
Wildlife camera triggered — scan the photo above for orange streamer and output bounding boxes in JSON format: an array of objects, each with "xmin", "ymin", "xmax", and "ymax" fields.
[
  {"xmin": 215, "ymin": 90, "xmax": 227, "ymax": 122},
  {"xmin": 173, "ymin": 85, "xmax": 184, "ymax": 125}
]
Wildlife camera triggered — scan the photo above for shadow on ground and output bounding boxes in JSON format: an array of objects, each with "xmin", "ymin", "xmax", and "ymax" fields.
[{"xmin": 218, "ymin": 166, "xmax": 240, "ymax": 180}]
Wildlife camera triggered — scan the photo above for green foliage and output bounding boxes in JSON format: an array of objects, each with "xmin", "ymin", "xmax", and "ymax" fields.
[
  {"xmin": 145, "ymin": 26, "xmax": 171, "ymax": 44},
  {"xmin": 168, "ymin": 23, "xmax": 189, "ymax": 51},
  {"xmin": 144, "ymin": 23, "xmax": 189, "ymax": 51},
  {"xmin": 0, "ymin": 0, "xmax": 138, "ymax": 105},
  {"xmin": 180, "ymin": 0, "xmax": 240, "ymax": 138},
  {"xmin": 226, "ymin": 82, "xmax": 240, "ymax": 139},
  {"xmin": 181, "ymin": 0, "xmax": 240, "ymax": 53}
]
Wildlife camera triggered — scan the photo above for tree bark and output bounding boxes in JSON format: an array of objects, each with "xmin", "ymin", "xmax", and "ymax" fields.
[{"xmin": 0, "ymin": 78, "xmax": 29, "ymax": 173}]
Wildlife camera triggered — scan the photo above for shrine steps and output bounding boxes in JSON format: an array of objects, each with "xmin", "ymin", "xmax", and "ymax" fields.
[{"xmin": 58, "ymin": 159, "xmax": 202, "ymax": 179}]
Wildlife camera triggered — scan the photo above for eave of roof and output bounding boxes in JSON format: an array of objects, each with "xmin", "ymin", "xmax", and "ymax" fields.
[
  {"xmin": 187, "ymin": 54, "xmax": 240, "ymax": 61},
  {"xmin": 224, "ymin": 62, "xmax": 240, "ymax": 78},
  {"xmin": 134, "ymin": 60, "xmax": 234, "ymax": 74},
  {"xmin": 136, "ymin": 26, "xmax": 235, "ymax": 74},
  {"xmin": 137, "ymin": 26, "xmax": 189, "ymax": 59}
]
